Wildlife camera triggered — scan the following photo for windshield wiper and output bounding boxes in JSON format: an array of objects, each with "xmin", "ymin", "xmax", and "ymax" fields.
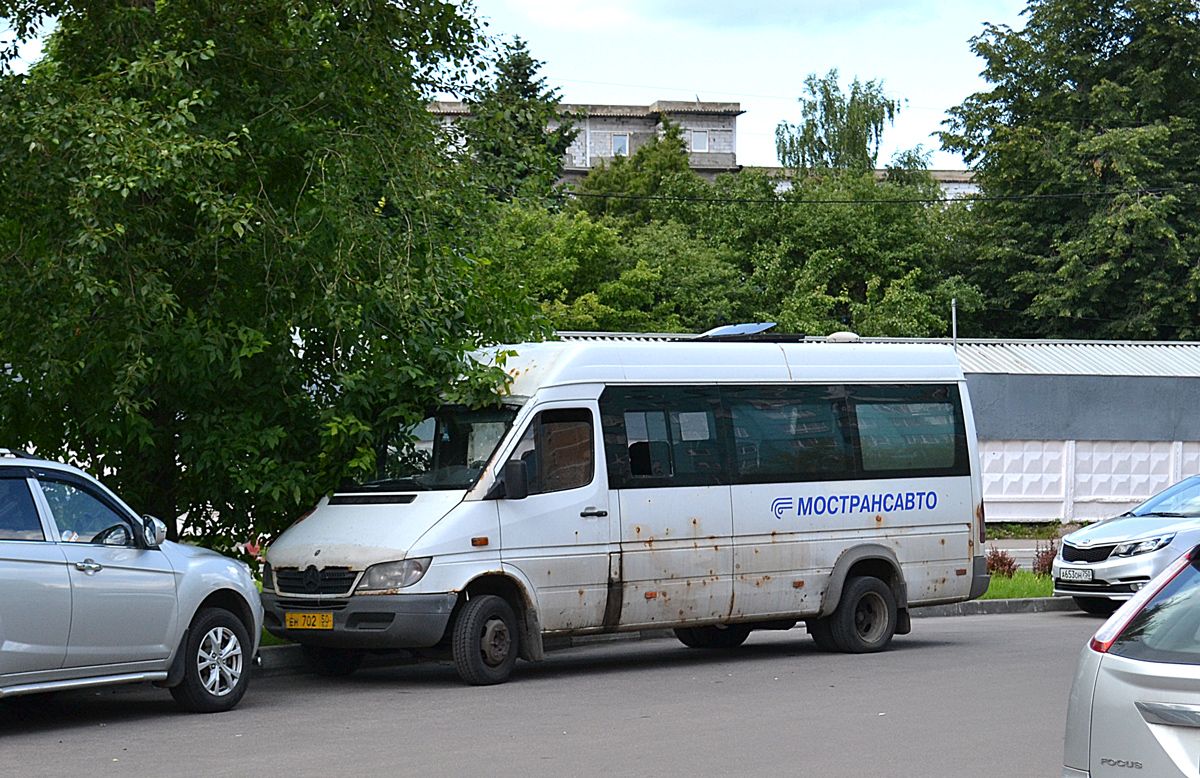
[{"xmin": 1136, "ymin": 511, "xmax": 1188, "ymax": 518}]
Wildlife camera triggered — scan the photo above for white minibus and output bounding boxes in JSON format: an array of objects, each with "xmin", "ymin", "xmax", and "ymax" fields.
[{"xmin": 261, "ymin": 336, "xmax": 989, "ymax": 684}]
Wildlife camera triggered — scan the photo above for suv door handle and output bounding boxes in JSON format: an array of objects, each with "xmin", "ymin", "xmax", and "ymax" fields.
[
  {"xmin": 580, "ymin": 509, "xmax": 608, "ymax": 518},
  {"xmin": 75, "ymin": 559, "xmax": 103, "ymax": 574}
]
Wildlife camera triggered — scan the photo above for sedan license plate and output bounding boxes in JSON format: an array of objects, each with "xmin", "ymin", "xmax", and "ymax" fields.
[
  {"xmin": 286, "ymin": 612, "xmax": 333, "ymax": 630},
  {"xmin": 1059, "ymin": 567, "xmax": 1094, "ymax": 583}
]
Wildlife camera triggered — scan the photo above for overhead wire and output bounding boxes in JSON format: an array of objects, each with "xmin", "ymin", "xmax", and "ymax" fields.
[{"xmin": 558, "ymin": 183, "xmax": 1196, "ymax": 206}]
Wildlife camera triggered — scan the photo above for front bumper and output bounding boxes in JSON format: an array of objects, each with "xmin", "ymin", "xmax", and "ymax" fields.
[
  {"xmin": 261, "ymin": 591, "xmax": 458, "ymax": 649},
  {"xmin": 1052, "ymin": 547, "xmax": 1175, "ymax": 601}
]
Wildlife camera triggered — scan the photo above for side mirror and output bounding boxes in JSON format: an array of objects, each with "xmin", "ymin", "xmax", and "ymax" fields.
[
  {"xmin": 142, "ymin": 515, "xmax": 168, "ymax": 548},
  {"xmin": 503, "ymin": 460, "xmax": 529, "ymax": 501}
]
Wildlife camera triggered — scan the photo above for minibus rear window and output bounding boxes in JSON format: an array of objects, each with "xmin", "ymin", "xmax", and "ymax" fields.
[{"xmin": 1109, "ymin": 558, "xmax": 1200, "ymax": 666}]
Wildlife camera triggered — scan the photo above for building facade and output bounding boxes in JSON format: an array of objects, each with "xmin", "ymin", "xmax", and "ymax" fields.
[
  {"xmin": 429, "ymin": 100, "xmax": 743, "ymax": 183},
  {"xmin": 430, "ymin": 100, "xmax": 978, "ymax": 195}
]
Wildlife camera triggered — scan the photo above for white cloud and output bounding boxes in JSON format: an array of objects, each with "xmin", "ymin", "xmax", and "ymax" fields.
[{"xmin": 634, "ymin": 0, "xmax": 929, "ymax": 30}]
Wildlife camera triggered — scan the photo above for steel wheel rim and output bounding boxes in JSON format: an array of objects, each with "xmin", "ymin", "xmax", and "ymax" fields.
[
  {"xmin": 854, "ymin": 591, "xmax": 888, "ymax": 643},
  {"xmin": 480, "ymin": 616, "xmax": 511, "ymax": 667},
  {"xmin": 198, "ymin": 626, "xmax": 243, "ymax": 697}
]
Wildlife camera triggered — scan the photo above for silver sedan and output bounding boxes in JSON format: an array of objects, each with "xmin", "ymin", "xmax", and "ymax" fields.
[{"xmin": 1054, "ymin": 475, "xmax": 1200, "ymax": 614}]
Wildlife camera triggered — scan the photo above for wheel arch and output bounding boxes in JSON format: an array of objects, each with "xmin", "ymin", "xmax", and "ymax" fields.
[
  {"xmin": 194, "ymin": 588, "xmax": 258, "ymax": 640},
  {"xmin": 162, "ymin": 589, "xmax": 256, "ymax": 690},
  {"xmin": 819, "ymin": 545, "xmax": 908, "ymax": 619},
  {"xmin": 455, "ymin": 572, "xmax": 544, "ymax": 662}
]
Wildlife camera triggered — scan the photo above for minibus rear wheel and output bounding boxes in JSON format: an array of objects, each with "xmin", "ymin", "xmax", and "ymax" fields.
[
  {"xmin": 452, "ymin": 594, "xmax": 519, "ymax": 685},
  {"xmin": 828, "ymin": 576, "xmax": 897, "ymax": 653}
]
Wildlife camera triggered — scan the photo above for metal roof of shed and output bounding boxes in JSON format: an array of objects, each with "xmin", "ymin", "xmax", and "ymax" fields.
[
  {"xmin": 557, "ymin": 332, "xmax": 1200, "ymax": 378},
  {"xmin": 948, "ymin": 339, "xmax": 1200, "ymax": 377}
]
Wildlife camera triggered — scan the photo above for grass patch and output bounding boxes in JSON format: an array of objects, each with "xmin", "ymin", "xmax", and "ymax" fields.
[
  {"xmin": 981, "ymin": 570, "xmax": 1054, "ymax": 599},
  {"xmin": 260, "ymin": 629, "xmax": 291, "ymax": 647},
  {"xmin": 986, "ymin": 522, "xmax": 1067, "ymax": 540}
]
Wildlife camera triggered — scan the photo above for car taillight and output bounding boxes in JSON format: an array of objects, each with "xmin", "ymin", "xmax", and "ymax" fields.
[{"xmin": 1090, "ymin": 549, "xmax": 1195, "ymax": 653}]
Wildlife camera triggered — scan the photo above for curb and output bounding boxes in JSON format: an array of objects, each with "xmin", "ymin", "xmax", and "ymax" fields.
[
  {"xmin": 253, "ymin": 599, "xmax": 1077, "ymax": 677},
  {"xmin": 909, "ymin": 595, "xmax": 1079, "ymax": 618}
]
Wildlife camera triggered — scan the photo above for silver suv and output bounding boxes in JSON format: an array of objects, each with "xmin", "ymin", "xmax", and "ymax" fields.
[{"xmin": 0, "ymin": 449, "xmax": 263, "ymax": 712}]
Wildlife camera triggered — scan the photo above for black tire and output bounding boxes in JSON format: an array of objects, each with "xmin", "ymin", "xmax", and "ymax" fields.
[
  {"xmin": 452, "ymin": 595, "xmax": 519, "ymax": 685},
  {"xmin": 1073, "ymin": 596, "xmax": 1119, "ymax": 616},
  {"xmin": 805, "ymin": 617, "xmax": 838, "ymax": 651},
  {"xmin": 301, "ymin": 645, "xmax": 365, "ymax": 677},
  {"xmin": 672, "ymin": 624, "xmax": 751, "ymax": 649},
  {"xmin": 169, "ymin": 608, "xmax": 252, "ymax": 713},
  {"xmin": 828, "ymin": 576, "xmax": 898, "ymax": 654}
]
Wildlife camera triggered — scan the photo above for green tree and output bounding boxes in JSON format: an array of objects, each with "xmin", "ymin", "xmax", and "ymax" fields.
[
  {"xmin": 576, "ymin": 120, "xmax": 698, "ymax": 221},
  {"xmin": 941, "ymin": 0, "xmax": 1200, "ymax": 339},
  {"xmin": 776, "ymin": 69, "xmax": 902, "ymax": 172},
  {"xmin": 0, "ymin": 1, "xmax": 542, "ymax": 547},
  {"xmin": 699, "ymin": 169, "xmax": 977, "ymax": 337},
  {"xmin": 477, "ymin": 203, "xmax": 748, "ymax": 332},
  {"xmin": 464, "ymin": 37, "xmax": 577, "ymax": 201}
]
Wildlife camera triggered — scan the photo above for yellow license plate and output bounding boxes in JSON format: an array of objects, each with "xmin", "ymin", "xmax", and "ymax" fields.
[{"xmin": 286, "ymin": 612, "xmax": 333, "ymax": 630}]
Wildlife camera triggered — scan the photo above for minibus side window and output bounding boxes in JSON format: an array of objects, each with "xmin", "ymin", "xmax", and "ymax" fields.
[
  {"xmin": 509, "ymin": 409, "xmax": 595, "ymax": 495},
  {"xmin": 725, "ymin": 385, "xmax": 853, "ymax": 484},
  {"xmin": 600, "ymin": 386, "xmax": 727, "ymax": 489},
  {"xmin": 848, "ymin": 385, "xmax": 969, "ymax": 478},
  {"xmin": 625, "ymin": 411, "xmax": 671, "ymax": 477}
]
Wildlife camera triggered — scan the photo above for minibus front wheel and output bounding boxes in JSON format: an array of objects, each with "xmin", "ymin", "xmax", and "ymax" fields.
[{"xmin": 452, "ymin": 594, "xmax": 520, "ymax": 685}]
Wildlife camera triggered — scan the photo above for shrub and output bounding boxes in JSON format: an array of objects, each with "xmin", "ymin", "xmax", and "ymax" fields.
[
  {"xmin": 987, "ymin": 546, "xmax": 1018, "ymax": 577},
  {"xmin": 1032, "ymin": 540, "xmax": 1058, "ymax": 576}
]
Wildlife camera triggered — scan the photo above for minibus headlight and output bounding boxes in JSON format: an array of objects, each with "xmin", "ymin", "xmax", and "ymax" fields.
[
  {"xmin": 1113, "ymin": 534, "xmax": 1175, "ymax": 557},
  {"xmin": 357, "ymin": 558, "xmax": 432, "ymax": 592}
]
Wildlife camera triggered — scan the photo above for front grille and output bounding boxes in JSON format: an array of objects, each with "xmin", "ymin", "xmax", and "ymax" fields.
[
  {"xmin": 275, "ymin": 598, "xmax": 350, "ymax": 610},
  {"xmin": 1062, "ymin": 543, "xmax": 1116, "ymax": 563},
  {"xmin": 275, "ymin": 566, "xmax": 359, "ymax": 596}
]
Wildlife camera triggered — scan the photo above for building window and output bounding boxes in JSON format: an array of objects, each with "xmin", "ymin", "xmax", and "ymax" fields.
[
  {"xmin": 690, "ymin": 130, "xmax": 708, "ymax": 153},
  {"xmin": 611, "ymin": 133, "xmax": 630, "ymax": 156}
]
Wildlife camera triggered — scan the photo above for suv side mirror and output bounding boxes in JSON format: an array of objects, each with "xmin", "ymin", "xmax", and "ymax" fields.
[
  {"xmin": 142, "ymin": 515, "xmax": 168, "ymax": 548},
  {"xmin": 503, "ymin": 460, "xmax": 529, "ymax": 501}
]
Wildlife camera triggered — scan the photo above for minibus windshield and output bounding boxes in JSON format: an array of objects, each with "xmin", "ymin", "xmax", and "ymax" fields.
[{"xmin": 348, "ymin": 404, "xmax": 519, "ymax": 492}]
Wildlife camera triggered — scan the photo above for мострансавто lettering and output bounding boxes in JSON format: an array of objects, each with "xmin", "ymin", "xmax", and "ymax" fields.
[{"xmin": 771, "ymin": 492, "xmax": 938, "ymax": 519}]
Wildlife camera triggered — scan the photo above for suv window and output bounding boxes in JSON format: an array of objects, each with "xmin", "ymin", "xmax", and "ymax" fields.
[
  {"xmin": 0, "ymin": 477, "xmax": 45, "ymax": 541},
  {"xmin": 1110, "ymin": 557, "xmax": 1200, "ymax": 666},
  {"xmin": 37, "ymin": 479, "xmax": 135, "ymax": 545}
]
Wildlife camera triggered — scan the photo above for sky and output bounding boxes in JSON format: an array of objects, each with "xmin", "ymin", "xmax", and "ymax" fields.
[{"xmin": 470, "ymin": 0, "xmax": 1029, "ymax": 169}]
